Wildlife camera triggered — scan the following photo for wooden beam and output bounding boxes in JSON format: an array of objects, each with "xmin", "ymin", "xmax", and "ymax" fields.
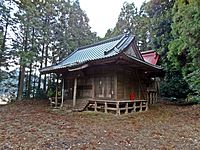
[
  {"xmin": 73, "ymin": 77, "xmax": 77, "ymax": 107},
  {"xmin": 68, "ymin": 64, "xmax": 88, "ymax": 72}
]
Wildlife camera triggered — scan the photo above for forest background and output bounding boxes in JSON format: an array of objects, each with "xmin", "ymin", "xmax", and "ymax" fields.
[{"xmin": 0, "ymin": 0, "xmax": 199, "ymax": 102}]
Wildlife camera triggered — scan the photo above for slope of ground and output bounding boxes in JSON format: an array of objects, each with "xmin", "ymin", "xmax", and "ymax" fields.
[{"xmin": 0, "ymin": 100, "xmax": 199, "ymax": 149}]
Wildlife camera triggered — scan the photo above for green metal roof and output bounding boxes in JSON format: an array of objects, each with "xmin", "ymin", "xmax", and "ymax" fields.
[
  {"xmin": 59, "ymin": 33, "xmax": 134, "ymax": 66},
  {"xmin": 40, "ymin": 33, "xmax": 135, "ymax": 73}
]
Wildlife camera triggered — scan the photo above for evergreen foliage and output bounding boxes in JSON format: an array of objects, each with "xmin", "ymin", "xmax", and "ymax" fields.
[
  {"xmin": 160, "ymin": 71, "xmax": 190, "ymax": 98},
  {"xmin": 104, "ymin": 2, "xmax": 150, "ymax": 51},
  {"xmin": 0, "ymin": 1, "xmax": 14, "ymax": 69},
  {"xmin": 145, "ymin": 0, "xmax": 175, "ymax": 68},
  {"xmin": 0, "ymin": 0, "xmax": 98, "ymax": 99},
  {"xmin": 0, "ymin": 0, "xmax": 199, "ymax": 101},
  {"xmin": 105, "ymin": 0, "xmax": 199, "ymax": 101},
  {"xmin": 168, "ymin": 0, "xmax": 200, "ymax": 101}
]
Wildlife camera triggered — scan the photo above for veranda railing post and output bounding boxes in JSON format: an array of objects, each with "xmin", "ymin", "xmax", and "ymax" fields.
[
  {"xmin": 116, "ymin": 101, "xmax": 120, "ymax": 115},
  {"xmin": 145, "ymin": 101, "xmax": 148, "ymax": 111},
  {"xmin": 139, "ymin": 101, "xmax": 142, "ymax": 112},
  {"xmin": 133, "ymin": 102, "xmax": 136, "ymax": 112},
  {"xmin": 105, "ymin": 102, "xmax": 108, "ymax": 113},
  {"xmin": 94, "ymin": 101, "xmax": 97, "ymax": 112},
  {"xmin": 125, "ymin": 102, "xmax": 128, "ymax": 114}
]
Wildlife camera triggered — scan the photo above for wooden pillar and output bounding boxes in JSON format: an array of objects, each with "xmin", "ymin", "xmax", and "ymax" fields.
[
  {"xmin": 138, "ymin": 81, "xmax": 141, "ymax": 100},
  {"xmin": 155, "ymin": 92, "xmax": 158, "ymax": 103},
  {"xmin": 55, "ymin": 78, "xmax": 58, "ymax": 108},
  {"xmin": 114, "ymin": 74, "xmax": 117, "ymax": 100},
  {"xmin": 60, "ymin": 78, "xmax": 64, "ymax": 108},
  {"xmin": 152, "ymin": 92, "xmax": 154, "ymax": 103},
  {"xmin": 150, "ymin": 92, "xmax": 152, "ymax": 104},
  {"xmin": 73, "ymin": 77, "xmax": 77, "ymax": 107},
  {"xmin": 92, "ymin": 78, "xmax": 95, "ymax": 99}
]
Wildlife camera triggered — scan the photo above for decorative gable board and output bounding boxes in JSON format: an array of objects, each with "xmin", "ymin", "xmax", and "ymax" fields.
[{"xmin": 124, "ymin": 41, "xmax": 144, "ymax": 60}]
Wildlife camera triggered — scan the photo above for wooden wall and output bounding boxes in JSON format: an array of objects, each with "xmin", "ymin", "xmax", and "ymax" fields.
[
  {"xmin": 117, "ymin": 69, "xmax": 148, "ymax": 100},
  {"xmin": 63, "ymin": 65, "xmax": 116, "ymax": 100},
  {"xmin": 77, "ymin": 78, "xmax": 93, "ymax": 98},
  {"xmin": 64, "ymin": 79, "xmax": 73, "ymax": 100},
  {"xmin": 63, "ymin": 65, "xmax": 149, "ymax": 101}
]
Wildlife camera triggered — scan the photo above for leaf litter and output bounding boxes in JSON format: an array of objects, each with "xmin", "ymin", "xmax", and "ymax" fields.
[{"xmin": 0, "ymin": 100, "xmax": 199, "ymax": 149}]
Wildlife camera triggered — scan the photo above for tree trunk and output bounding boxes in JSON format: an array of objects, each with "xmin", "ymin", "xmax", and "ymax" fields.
[
  {"xmin": 25, "ymin": 69, "xmax": 29, "ymax": 98},
  {"xmin": 37, "ymin": 42, "xmax": 45, "ymax": 91},
  {"xmin": 17, "ymin": 18, "xmax": 29, "ymax": 100},
  {"xmin": 17, "ymin": 65, "xmax": 22, "ymax": 100},
  {"xmin": 43, "ymin": 44, "xmax": 49, "ymax": 92},
  {"xmin": 27, "ymin": 28, "xmax": 34, "ymax": 98},
  {"xmin": 0, "ymin": 21, "xmax": 9, "ymax": 67},
  {"xmin": 17, "ymin": 65, "xmax": 25, "ymax": 100},
  {"xmin": 27, "ymin": 63, "xmax": 32, "ymax": 98},
  {"xmin": 2, "ymin": 21, "xmax": 8, "ymax": 51},
  {"xmin": 32, "ymin": 64, "xmax": 37, "ymax": 98}
]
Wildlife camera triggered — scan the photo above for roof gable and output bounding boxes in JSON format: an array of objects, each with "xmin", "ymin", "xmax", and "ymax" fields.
[
  {"xmin": 123, "ymin": 41, "xmax": 144, "ymax": 60},
  {"xmin": 141, "ymin": 50, "xmax": 160, "ymax": 65}
]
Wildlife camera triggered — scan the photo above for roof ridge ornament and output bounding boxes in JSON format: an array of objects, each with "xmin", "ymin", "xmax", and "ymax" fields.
[{"xmin": 125, "ymin": 31, "xmax": 131, "ymax": 36}]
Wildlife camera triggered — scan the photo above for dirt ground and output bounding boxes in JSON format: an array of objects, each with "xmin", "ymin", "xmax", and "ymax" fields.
[{"xmin": 0, "ymin": 100, "xmax": 199, "ymax": 150}]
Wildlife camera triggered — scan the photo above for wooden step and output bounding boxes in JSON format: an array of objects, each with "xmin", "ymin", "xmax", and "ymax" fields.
[{"xmin": 72, "ymin": 99, "xmax": 89, "ymax": 112}]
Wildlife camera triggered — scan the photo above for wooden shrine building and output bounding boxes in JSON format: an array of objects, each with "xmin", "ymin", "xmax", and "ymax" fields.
[{"xmin": 40, "ymin": 33, "xmax": 163, "ymax": 114}]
